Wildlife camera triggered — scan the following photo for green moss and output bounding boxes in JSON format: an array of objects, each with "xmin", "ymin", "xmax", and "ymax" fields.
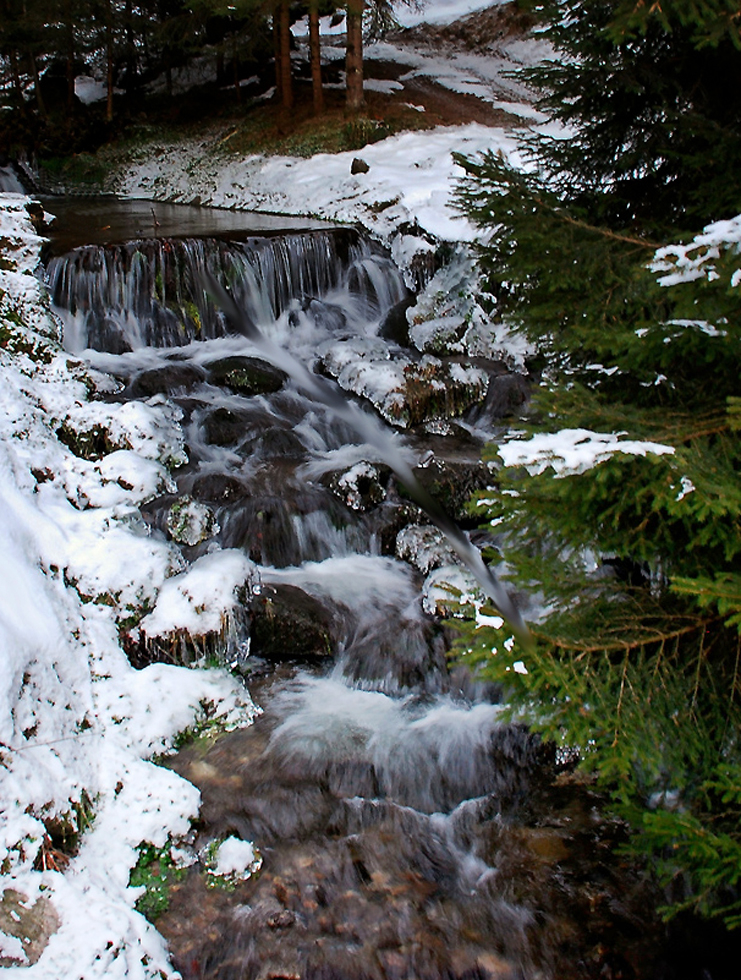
[
  {"xmin": 129, "ymin": 843, "xmax": 186, "ymax": 922},
  {"xmin": 55, "ymin": 420, "xmax": 125, "ymax": 460},
  {"xmin": 0, "ymin": 311, "xmax": 54, "ymax": 363},
  {"xmin": 182, "ymin": 300, "xmax": 202, "ymax": 334}
]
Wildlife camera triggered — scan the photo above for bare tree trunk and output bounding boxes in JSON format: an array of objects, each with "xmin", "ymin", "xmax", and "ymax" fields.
[
  {"xmin": 279, "ymin": 0, "xmax": 293, "ymax": 109},
  {"xmin": 28, "ymin": 53, "xmax": 47, "ymax": 120},
  {"xmin": 273, "ymin": 13, "xmax": 282, "ymax": 102},
  {"xmin": 105, "ymin": 0, "xmax": 115, "ymax": 124},
  {"xmin": 8, "ymin": 50, "xmax": 27, "ymax": 117},
  {"xmin": 345, "ymin": 0, "xmax": 364, "ymax": 113},
  {"xmin": 65, "ymin": 0, "xmax": 76, "ymax": 115},
  {"xmin": 232, "ymin": 32, "xmax": 242, "ymax": 105},
  {"xmin": 124, "ymin": 0, "xmax": 137, "ymax": 109},
  {"xmin": 309, "ymin": 0, "xmax": 323, "ymax": 115}
]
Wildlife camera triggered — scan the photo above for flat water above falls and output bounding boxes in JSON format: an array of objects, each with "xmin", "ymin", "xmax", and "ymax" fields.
[
  {"xmin": 41, "ymin": 196, "xmax": 337, "ymax": 254},
  {"xmin": 47, "ymin": 221, "xmax": 679, "ymax": 979}
]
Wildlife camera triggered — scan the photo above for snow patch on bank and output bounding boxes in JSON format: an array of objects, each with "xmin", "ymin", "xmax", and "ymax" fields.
[
  {"xmin": 111, "ymin": 123, "xmax": 524, "ymax": 248},
  {"xmin": 0, "ymin": 194, "xmax": 258, "ymax": 979}
]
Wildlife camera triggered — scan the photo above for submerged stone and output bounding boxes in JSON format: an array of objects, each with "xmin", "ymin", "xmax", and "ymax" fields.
[{"xmin": 205, "ymin": 356, "xmax": 287, "ymax": 396}]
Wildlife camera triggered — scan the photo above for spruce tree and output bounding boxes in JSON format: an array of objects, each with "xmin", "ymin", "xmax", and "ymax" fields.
[
  {"xmin": 453, "ymin": 0, "xmax": 741, "ymax": 929},
  {"xmin": 516, "ymin": 0, "xmax": 741, "ymax": 231}
]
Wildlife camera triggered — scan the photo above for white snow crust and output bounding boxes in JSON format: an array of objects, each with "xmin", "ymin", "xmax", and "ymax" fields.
[
  {"xmin": 0, "ymin": 196, "xmax": 258, "ymax": 979},
  {"xmin": 498, "ymin": 428, "xmax": 675, "ymax": 476}
]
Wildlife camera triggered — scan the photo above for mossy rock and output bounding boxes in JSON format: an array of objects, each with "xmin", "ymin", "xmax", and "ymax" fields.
[
  {"xmin": 56, "ymin": 420, "xmax": 123, "ymax": 460},
  {"xmin": 129, "ymin": 843, "xmax": 187, "ymax": 922},
  {"xmin": 205, "ymin": 356, "xmax": 287, "ymax": 396}
]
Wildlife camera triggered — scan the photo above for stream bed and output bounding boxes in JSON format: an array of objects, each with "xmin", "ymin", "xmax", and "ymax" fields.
[{"xmin": 44, "ymin": 199, "xmax": 696, "ymax": 980}]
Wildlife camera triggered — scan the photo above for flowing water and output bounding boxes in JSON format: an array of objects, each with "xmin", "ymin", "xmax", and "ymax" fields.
[{"xmin": 47, "ymin": 204, "xmax": 683, "ymax": 980}]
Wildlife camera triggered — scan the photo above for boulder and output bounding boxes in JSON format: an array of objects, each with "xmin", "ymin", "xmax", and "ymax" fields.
[
  {"xmin": 250, "ymin": 584, "xmax": 335, "ymax": 663},
  {"xmin": 205, "ymin": 356, "xmax": 287, "ymax": 396}
]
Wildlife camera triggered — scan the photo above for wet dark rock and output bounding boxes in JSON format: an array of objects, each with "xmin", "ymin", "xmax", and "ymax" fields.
[
  {"xmin": 239, "ymin": 425, "xmax": 306, "ymax": 460},
  {"xmin": 351, "ymin": 157, "xmax": 370, "ymax": 174},
  {"xmin": 412, "ymin": 456, "xmax": 492, "ymax": 524},
  {"xmin": 189, "ymin": 473, "xmax": 248, "ymax": 502},
  {"xmin": 301, "ymin": 298, "xmax": 347, "ymax": 332},
  {"xmin": 250, "ymin": 584, "xmax": 335, "ymax": 663},
  {"xmin": 205, "ymin": 356, "xmax": 287, "ymax": 396},
  {"xmin": 378, "ymin": 294, "xmax": 416, "ymax": 346},
  {"xmin": 472, "ymin": 372, "xmax": 531, "ymax": 422},
  {"xmin": 128, "ymin": 364, "xmax": 205, "ymax": 398},
  {"xmin": 218, "ymin": 484, "xmax": 367, "ymax": 566},
  {"xmin": 339, "ymin": 616, "xmax": 449, "ymax": 696},
  {"xmin": 202, "ymin": 407, "xmax": 253, "ymax": 446}
]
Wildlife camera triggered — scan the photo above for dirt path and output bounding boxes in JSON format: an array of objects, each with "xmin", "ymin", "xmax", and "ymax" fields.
[{"xmin": 387, "ymin": 75, "xmax": 525, "ymax": 129}]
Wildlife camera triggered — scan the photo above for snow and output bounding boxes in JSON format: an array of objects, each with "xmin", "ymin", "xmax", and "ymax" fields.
[
  {"xmin": 139, "ymin": 550, "xmax": 257, "ymax": 639},
  {"xmin": 650, "ymin": 213, "xmax": 741, "ymax": 287},
  {"xmin": 211, "ymin": 836, "xmax": 261, "ymax": 880},
  {"xmin": 0, "ymin": 195, "xmax": 258, "ymax": 978},
  {"xmin": 498, "ymin": 427, "xmax": 675, "ymax": 477},
  {"xmin": 111, "ymin": 123, "xmax": 525, "ymax": 249},
  {"xmin": 396, "ymin": 0, "xmax": 509, "ymax": 27}
]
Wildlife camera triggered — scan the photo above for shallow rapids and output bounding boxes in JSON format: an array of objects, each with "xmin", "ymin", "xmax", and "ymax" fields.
[{"xmin": 47, "ymin": 215, "xmax": 673, "ymax": 980}]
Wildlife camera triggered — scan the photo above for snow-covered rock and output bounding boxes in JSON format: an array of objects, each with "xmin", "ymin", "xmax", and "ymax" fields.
[{"xmin": 0, "ymin": 194, "xmax": 258, "ymax": 980}]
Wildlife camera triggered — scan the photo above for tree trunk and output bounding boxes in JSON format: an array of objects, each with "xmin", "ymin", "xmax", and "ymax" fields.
[
  {"xmin": 28, "ymin": 53, "xmax": 47, "ymax": 120},
  {"xmin": 8, "ymin": 49, "xmax": 27, "ymax": 117},
  {"xmin": 65, "ymin": 0, "xmax": 76, "ymax": 116},
  {"xmin": 309, "ymin": 1, "xmax": 323, "ymax": 115},
  {"xmin": 106, "ymin": 1, "xmax": 114, "ymax": 123},
  {"xmin": 345, "ymin": 0, "xmax": 364, "ymax": 113},
  {"xmin": 124, "ymin": 0, "xmax": 137, "ymax": 108},
  {"xmin": 232, "ymin": 32, "xmax": 242, "ymax": 105},
  {"xmin": 279, "ymin": 0, "xmax": 293, "ymax": 109},
  {"xmin": 273, "ymin": 14, "xmax": 282, "ymax": 102}
]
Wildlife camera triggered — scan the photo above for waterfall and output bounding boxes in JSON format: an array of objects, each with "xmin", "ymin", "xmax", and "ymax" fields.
[
  {"xmin": 0, "ymin": 165, "xmax": 25, "ymax": 194},
  {"xmin": 47, "ymin": 230, "xmax": 409, "ymax": 354},
  {"xmin": 43, "ymin": 206, "xmax": 663, "ymax": 979}
]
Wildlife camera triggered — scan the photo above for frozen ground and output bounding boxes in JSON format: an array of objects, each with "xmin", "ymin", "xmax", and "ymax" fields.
[{"xmin": 0, "ymin": 198, "xmax": 260, "ymax": 977}]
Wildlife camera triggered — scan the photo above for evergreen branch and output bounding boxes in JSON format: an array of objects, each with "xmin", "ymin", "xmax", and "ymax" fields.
[
  {"xmin": 532, "ymin": 195, "xmax": 663, "ymax": 249},
  {"xmin": 540, "ymin": 615, "xmax": 716, "ymax": 655}
]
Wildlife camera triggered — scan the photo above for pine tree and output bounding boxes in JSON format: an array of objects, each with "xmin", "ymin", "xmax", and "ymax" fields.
[
  {"xmin": 452, "ymin": 0, "xmax": 741, "ymax": 929},
  {"xmin": 517, "ymin": 0, "xmax": 741, "ymax": 231}
]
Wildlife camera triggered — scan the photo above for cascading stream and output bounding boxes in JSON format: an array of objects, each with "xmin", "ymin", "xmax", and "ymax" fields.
[
  {"xmin": 47, "ymin": 217, "xmax": 667, "ymax": 980},
  {"xmin": 47, "ymin": 230, "xmax": 404, "ymax": 354}
]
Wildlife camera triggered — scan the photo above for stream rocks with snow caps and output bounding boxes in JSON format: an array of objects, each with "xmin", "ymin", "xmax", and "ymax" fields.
[{"xmin": 44, "ymin": 210, "xmax": 670, "ymax": 980}]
